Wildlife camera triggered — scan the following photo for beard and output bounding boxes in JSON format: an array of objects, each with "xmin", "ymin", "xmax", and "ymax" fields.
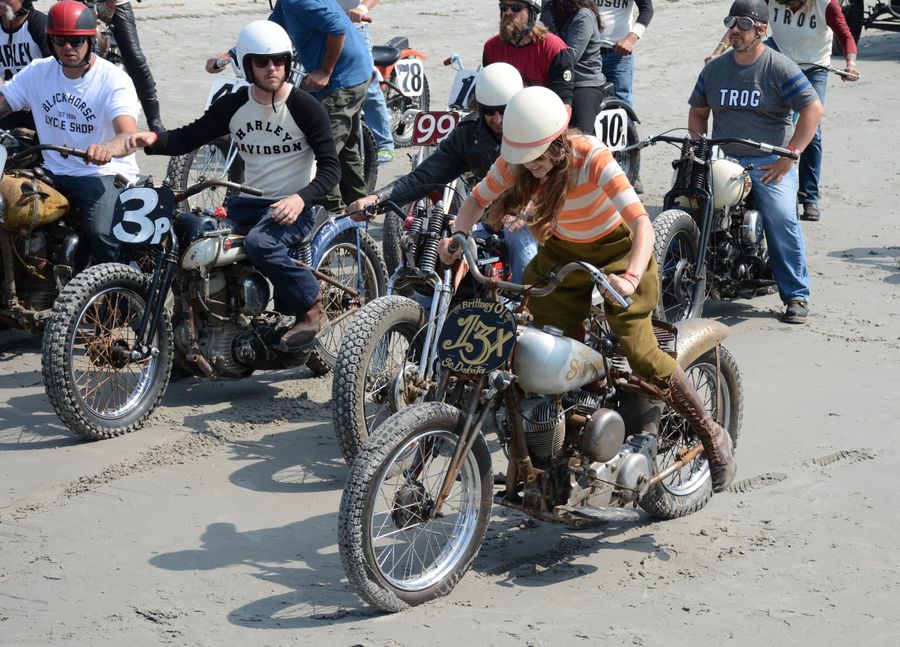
[
  {"xmin": 499, "ymin": 13, "xmax": 530, "ymax": 43},
  {"xmin": 1, "ymin": 4, "xmax": 16, "ymax": 22}
]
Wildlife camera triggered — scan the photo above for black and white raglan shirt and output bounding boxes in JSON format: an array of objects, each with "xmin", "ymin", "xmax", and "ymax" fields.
[
  {"xmin": 148, "ymin": 84, "xmax": 340, "ymax": 203},
  {"xmin": 0, "ymin": 11, "xmax": 50, "ymax": 83}
]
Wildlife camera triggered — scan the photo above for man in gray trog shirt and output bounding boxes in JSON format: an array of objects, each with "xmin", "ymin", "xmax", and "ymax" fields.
[{"xmin": 688, "ymin": 0, "xmax": 822, "ymax": 325}]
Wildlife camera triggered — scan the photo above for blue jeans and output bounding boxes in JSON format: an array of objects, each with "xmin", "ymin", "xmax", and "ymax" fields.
[
  {"xmin": 473, "ymin": 222, "xmax": 538, "ymax": 284},
  {"xmin": 600, "ymin": 50, "xmax": 634, "ymax": 107},
  {"xmin": 226, "ymin": 196, "xmax": 320, "ymax": 315},
  {"xmin": 357, "ymin": 24, "xmax": 395, "ymax": 151},
  {"xmin": 46, "ymin": 171, "xmax": 122, "ymax": 263},
  {"xmin": 797, "ymin": 66, "xmax": 827, "ymax": 205},
  {"xmin": 734, "ymin": 154, "xmax": 810, "ymax": 304}
]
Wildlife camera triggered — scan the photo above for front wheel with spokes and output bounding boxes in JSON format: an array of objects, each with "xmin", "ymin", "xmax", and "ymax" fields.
[
  {"xmin": 640, "ymin": 345, "xmax": 743, "ymax": 519},
  {"xmin": 651, "ymin": 208, "xmax": 702, "ymax": 323},
  {"xmin": 41, "ymin": 263, "xmax": 174, "ymax": 440},
  {"xmin": 339, "ymin": 402, "xmax": 492, "ymax": 612}
]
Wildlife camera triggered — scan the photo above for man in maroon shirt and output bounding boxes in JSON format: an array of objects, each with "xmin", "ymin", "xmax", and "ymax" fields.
[{"xmin": 483, "ymin": 0, "xmax": 574, "ymax": 106}]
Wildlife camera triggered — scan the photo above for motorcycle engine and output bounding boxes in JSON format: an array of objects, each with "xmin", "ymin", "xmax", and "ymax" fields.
[{"xmin": 518, "ymin": 397, "xmax": 565, "ymax": 464}]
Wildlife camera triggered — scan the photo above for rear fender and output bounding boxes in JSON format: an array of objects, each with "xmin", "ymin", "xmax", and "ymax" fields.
[{"xmin": 673, "ymin": 318, "xmax": 731, "ymax": 369}]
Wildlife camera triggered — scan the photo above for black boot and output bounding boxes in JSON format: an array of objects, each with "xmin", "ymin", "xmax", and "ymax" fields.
[{"xmin": 665, "ymin": 365, "xmax": 736, "ymax": 492}]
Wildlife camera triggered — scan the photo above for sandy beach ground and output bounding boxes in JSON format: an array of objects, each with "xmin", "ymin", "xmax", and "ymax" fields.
[{"xmin": 1, "ymin": 0, "xmax": 898, "ymax": 644}]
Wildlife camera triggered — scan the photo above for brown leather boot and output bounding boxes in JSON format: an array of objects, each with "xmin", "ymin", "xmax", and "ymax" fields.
[
  {"xmin": 664, "ymin": 365, "xmax": 736, "ymax": 492},
  {"xmin": 278, "ymin": 299, "xmax": 331, "ymax": 352}
]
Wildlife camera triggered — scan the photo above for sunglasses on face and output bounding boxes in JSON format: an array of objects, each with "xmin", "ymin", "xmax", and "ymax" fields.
[
  {"xmin": 50, "ymin": 35, "xmax": 88, "ymax": 48},
  {"xmin": 479, "ymin": 104, "xmax": 505, "ymax": 117},
  {"xmin": 498, "ymin": 2, "xmax": 526, "ymax": 13},
  {"xmin": 250, "ymin": 54, "xmax": 290, "ymax": 68},
  {"xmin": 723, "ymin": 15, "xmax": 759, "ymax": 31}
]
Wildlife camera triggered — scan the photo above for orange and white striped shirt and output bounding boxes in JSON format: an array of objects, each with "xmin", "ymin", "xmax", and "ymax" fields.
[{"xmin": 471, "ymin": 134, "xmax": 646, "ymax": 243}]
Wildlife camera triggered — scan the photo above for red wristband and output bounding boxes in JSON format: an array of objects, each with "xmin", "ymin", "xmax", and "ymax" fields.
[{"xmin": 786, "ymin": 144, "xmax": 800, "ymax": 160}]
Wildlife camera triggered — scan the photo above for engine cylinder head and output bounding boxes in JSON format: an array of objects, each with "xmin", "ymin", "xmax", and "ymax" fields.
[{"xmin": 519, "ymin": 398, "xmax": 565, "ymax": 461}]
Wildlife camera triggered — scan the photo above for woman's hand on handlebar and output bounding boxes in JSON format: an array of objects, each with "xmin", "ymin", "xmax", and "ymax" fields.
[
  {"xmin": 602, "ymin": 273, "xmax": 637, "ymax": 303},
  {"xmin": 348, "ymin": 194, "xmax": 379, "ymax": 221}
]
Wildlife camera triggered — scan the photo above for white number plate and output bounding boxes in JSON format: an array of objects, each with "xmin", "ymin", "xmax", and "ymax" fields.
[
  {"xmin": 393, "ymin": 59, "xmax": 425, "ymax": 97},
  {"xmin": 205, "ymin": 76, "xmax": 249, "ymax": 109},
  {"xmin": 449, "ymin": 69, "xmax": 477, "ymax": 110},
  {"xmin": 594, "ymin": 108, "xmax": 629, "ymax": 152},
  {"xmin": 411, "ymin": 111, "xmax": 460, "ymax": 146}
]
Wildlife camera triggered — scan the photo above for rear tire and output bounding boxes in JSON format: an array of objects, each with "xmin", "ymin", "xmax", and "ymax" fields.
[
  {"xmin": 361, "ymin": 122, "xmax": 379, "ymax": 194},
  {"xmin": 174, "ymin": 136, "xmax": 244, "ymax": 212},
  {"xmin": 614, "ymin": 119, "xmax": 641, "ymax": 186},
  {"xmin": 332, "ymin": 295, "xmax": 428, "ymax": 464},
  {"xmin": 640, "ymin": 345, "xmax": 743, "ymax": 519},
  {"xmin": 339, "ymin": 402, "xmax": 492, "ymax": 612},
  {"xmin": 41, "ymin": 263, "xmax": 173, "ymax": 440},
  {"xmin": 651, "ymin": 209, "xmax": 702, "ymax": 323}
]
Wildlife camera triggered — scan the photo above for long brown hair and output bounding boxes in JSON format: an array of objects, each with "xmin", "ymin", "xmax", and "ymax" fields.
[
  {"xmin": 486, "ymin": 133, "xmax": 576, "ymax": 243},
  {"xmin": 549, "ymin": 0, "xmax": 603, "ymax": 32}
]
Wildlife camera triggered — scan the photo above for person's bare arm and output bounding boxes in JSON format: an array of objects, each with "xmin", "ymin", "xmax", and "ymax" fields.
[
  {"xmin": 306, "ymin": 34, "xmax": 346, "ymax": 90},
  {"xmin": 0, "ymin": 94, "xmax": 14, "ymax": 121},
  {"xmin": 759, "ymin": 99, "xmax": 824, "ymax": 184},
  {"xmin": 84, "ymin": 115, "xmax": 139, "ymax": 165},
  {"xmin": 688, "ymin": 105, "xmax": 711, "ymax": 139}
]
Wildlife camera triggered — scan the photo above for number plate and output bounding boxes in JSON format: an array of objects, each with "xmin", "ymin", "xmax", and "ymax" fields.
[
  {"xmin": 449, "ymin": 69, "xmax": 477, "ymax": 110},
  {"xmin": 205, "ymin": 75, "xmax": 249, "ymax": 109},
  {"xmin": 437, "ymin": 298, "xmax": 517, "ymax": 375},
  {"xmin": 112, "ymin": 186, "xmax": 176, "ymax": 247},
  {"xmin": 411, "ymin": 111, "xmax": 460, "ymax": 147},
  {"xmin": 393, "ymin": 58, "xmax": 425, "ymax": 97},
  {"xmin": 594, "ymin": 107, "xmax": 629, "ymax": 152}
]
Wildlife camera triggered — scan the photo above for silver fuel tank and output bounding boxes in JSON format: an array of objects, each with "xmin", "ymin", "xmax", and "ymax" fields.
[{"xmin": 513, "ymin": 327, "xmax": 607, "ymax": 394}]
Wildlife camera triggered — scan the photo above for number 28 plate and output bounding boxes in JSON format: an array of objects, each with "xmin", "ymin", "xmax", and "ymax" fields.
[{"xmin": 411, "ymin": 111, "xmax": 460, "ymax": 146}]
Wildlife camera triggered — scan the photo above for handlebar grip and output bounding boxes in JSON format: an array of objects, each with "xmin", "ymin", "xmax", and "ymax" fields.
[
  {"xmin": 240, "ymin": 185, "xmax": 264, "ymax": 197},
  {"xmin": 447, "ymin": 238, "xmax": 460, "ymax": 254},
  {"xmin": 443, "ymin": 57, "xmax": 453, "ymax": 66}
]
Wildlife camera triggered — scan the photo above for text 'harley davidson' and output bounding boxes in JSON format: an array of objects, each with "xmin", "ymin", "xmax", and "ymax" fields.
[
  {"xmin": 41, "ymin": 179, "xmax": 386, "ymax": 440},
  {"xmin": 338, "ymin": 233, "xmax": 743, "ymax": 612}
]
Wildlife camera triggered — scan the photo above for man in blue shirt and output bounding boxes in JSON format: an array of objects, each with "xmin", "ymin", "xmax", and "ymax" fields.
[{"xmin": 270, "ymin": 0, "xmax": 372, "ymax": 211}]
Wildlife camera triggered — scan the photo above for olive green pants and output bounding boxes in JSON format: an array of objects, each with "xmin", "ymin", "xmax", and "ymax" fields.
[{"xmin": 522, "ymin": 224, "xmax": 677, "ymax": 387}]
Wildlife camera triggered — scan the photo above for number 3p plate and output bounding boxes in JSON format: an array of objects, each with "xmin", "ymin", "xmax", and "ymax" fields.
[{"xmin": 411, "ymin": 111, "xmax": 460, "ymax": 146}]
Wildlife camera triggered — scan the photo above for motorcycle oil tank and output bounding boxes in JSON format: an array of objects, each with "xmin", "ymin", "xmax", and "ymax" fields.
[
  {"xmin": 0, "ymin": 171, "xmax": 69, "ymax": 233},
  {"xmin": 513, "ymin": 327, "xmax": 607, "ymax": 394},
  {"xmin": 711, "ymin": 158, "xmax": 750, "ymax": 210}
]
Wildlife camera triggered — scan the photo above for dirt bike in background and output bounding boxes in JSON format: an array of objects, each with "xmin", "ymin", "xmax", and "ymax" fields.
[
  {"xmin": 0, "ymin": 133, "xmax": 125, "ymax": 334},
  {"xmin": 372, "ymin": 37, "xmax": 430, "ymax": 148},
  {"xmin": 631, "ymin": 132, "xmax": 800, "ymax": 323},
  {"xmin": 338, "ymin": 232, "xmax": 743, "ymax": 611},
  {"xmin": 41, "ymin": 178, "xmax": 386, "ymax": 440},
  {"xmin": 164, "ymin": 56, "xmax": 378, "ymax": 213}
]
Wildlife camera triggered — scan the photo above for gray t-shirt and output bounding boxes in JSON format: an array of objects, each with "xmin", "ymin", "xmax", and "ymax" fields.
[{"xmin": 689, "ymin": 47, "xmax": 818, "ymax": 157}]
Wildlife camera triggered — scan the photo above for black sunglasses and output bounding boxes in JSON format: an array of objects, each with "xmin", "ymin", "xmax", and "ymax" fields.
[
  {"xmin": 50, "ymin": 35, "xmax": 89, "ymax": 48},
  {"xmin": 479, "ymin": 104, "xmax": 506, "ymax": 117},
  {"xmin": 723, "ymin": 15, "xmax": 759, "ymax": 31},
  {"xmin": 250, "ymin": 54, "xmax": 290, "ymax": 68},
  {"xmin": 499, "ymin": 2, "xmax": 527, "ymax": 13}
]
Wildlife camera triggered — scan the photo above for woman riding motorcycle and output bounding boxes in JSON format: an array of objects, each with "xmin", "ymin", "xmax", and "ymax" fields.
[
  {"xmin": 348, "ymin": 62, "xmax": 537, "ymax": 282},
  {"xmin": 438, "ymin": 86, "xmax": 736, "ymax": 492}
]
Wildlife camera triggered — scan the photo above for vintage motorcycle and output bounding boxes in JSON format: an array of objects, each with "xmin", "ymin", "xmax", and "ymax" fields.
[
  {"xmin": 41, "ymin": 178, "xmax": 386, "ymax": 440},
  {"xmin": 635, "ymin": 133, "xmax": 799, "ymax": 323},
  {"xmin": 332, "ymin": 198, "xmax": 512, "ymax": 464},
  {"xmin": 338, "ymin": 232, "xmax": 743, "ymax": 611},
  {"xmin": 0, "ymin": 135, "xmax": 109, "ymax": 333},
  {"xmin": 373, "ymin": 36, "xmax": 430, "ymax": 148}
]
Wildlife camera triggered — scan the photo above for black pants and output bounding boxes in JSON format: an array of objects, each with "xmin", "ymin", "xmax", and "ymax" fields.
[
  {"xmin": 110, "ymin": 2, "xmax": 163, "ymax": 128},
  {"xmin": 570, "ymin": 86, "xmax": 606, "ymax": 136}
]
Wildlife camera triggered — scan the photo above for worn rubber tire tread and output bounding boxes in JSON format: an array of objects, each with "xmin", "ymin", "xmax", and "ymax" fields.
[
  {"xmin": 332, "ymin": 295, "xmax": 427, "ymax": 464},
  {"xmin": 381, "ymin": 208, "xmax": 405, "ymax": 277},
  {"xmin": 651, "ymin": 208, "xmax": 701, "ymax": 323},
  {"xmin": 640, "ymin": 345, "xmax": 743, "ymax": 519},
  {"xmin": 338, "ymin": 402, "xmax": 492, "ymax": 612},
  {"xmin": 41, "ymin": 263, "xmax": 173, "ymax": 441},
  {"xmin": 305, "ymin": 230, "xmax": 388, "ymax": 376}
]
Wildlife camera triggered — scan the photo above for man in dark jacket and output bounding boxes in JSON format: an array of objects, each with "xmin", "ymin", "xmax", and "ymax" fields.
[{"xmin": 348, "ymin": 63, "xmax": 537, "ymax": 282}]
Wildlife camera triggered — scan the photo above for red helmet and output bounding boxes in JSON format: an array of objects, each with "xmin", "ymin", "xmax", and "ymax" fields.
[{"xmin": 47, "ymin": 1, "xmax": 97, "ymax": 36}]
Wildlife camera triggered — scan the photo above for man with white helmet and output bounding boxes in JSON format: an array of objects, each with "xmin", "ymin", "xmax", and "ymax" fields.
[
  {"xmin": 128, "ymin": 21, "xmax": 341, "ymax": 352},
  {"xmin": 348, "ymin": 62, "xmax": 537, "ymax": 282}
]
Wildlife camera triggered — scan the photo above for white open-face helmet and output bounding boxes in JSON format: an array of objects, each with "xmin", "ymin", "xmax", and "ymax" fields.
[
  {"xmin": 474, "ymin": 63, "xmax": 524, "ymax": 109},
  {"xmin": 235, "ymin": 20, "xmax": 293, "ymax": 84},
  {"xmin": 500, "ymin": 86, "xmax": 569, "ymax": 164}
]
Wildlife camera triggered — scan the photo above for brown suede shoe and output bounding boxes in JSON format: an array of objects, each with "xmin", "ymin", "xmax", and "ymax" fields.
[{"xmin": 277, "ymin": 299, "xmax": 331, "ymax": 352}]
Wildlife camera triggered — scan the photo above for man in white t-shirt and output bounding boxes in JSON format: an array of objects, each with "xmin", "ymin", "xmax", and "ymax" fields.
[{"xmin": 0, "ymin": 1, "xmax": 141, "ymax": 263}]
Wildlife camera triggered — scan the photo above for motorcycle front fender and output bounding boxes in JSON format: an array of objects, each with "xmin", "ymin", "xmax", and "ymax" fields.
[
  {"xmin": 672, "ymin": 318, "xmax": 731, "ymax": 369},
  {"xmin": 310, "ymin": 217, "xmax": 368, "ymax": 266}
]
